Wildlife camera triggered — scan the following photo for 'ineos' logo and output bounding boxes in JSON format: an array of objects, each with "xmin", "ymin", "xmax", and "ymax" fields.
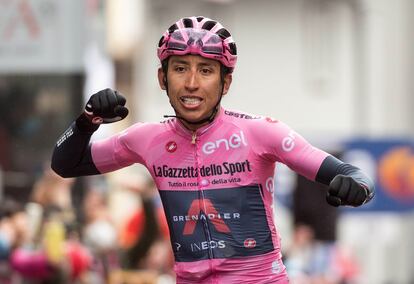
[
  {"xmin": 202, "ymin": 131, "xmax": 248, "ymax": 155},
  {"xmin": 282, "ymin": 131, "xmax": 296, "ymax": 152},
  {"xmin": 166, "ymin": 141, "xmax": 177, "ymax": 153}
]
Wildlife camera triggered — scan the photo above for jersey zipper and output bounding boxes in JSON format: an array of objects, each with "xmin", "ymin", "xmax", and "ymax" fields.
[{"xmin": 192, "ymin": 130, "xmax": 215, "ymax": 271}]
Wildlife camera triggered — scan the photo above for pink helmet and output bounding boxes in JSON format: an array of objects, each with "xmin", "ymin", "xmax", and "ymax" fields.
[{"xmin": 157, "ymin": 16, "xmax": 237, "ymax": 71}]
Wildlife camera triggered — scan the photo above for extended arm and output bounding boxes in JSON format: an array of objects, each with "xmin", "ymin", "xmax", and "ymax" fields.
[{"xmin": 256, "ymin": 118, "xmax": 375, "ymax": 207}]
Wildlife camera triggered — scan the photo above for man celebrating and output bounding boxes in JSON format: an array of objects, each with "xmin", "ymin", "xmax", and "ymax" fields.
[{"xmin": 52, "ymin": 16, "xmax": 374, "ymax": 283}]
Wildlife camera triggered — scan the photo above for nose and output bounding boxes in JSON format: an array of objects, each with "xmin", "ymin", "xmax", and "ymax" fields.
[{"xmin": 185, "ymin": 69, "xmax": 199, "ymax": 91}]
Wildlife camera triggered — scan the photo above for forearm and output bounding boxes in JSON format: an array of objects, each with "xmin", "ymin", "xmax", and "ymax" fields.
[
  {"xmin": 51, "ymin": 114, "xmax": 100, "ymax": 178},
  {"xmin": 315, "ymin": 155, "xmax": 375, "ymax": 201}
]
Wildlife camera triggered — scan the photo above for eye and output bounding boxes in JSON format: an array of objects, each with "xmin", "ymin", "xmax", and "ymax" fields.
[
  {"xmin": 174, "ymin": 66, "xmax": 186, "ymax": 73},
  {"xmin": 200, "ymin": 67, "xmax": 212, "ymax": 75}
]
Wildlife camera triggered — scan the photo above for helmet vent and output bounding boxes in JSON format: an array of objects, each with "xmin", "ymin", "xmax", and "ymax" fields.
[
  {"xmin": 196, "ymin": 16, "xmax": 205, "ymax": 22},
  {"xmin": 202, "ymin": 21, "xmax": 217, "ymax": 31},
  {"xmin": 216, "ymin": 28, "xmax": 231, "ymax": 39},
  {"xmin": 158, "ymin": 36, "xmax": 165, "ymax": 47},
  {"xmin": 168, "ymin": 24, "xmax": 179, "ymax": 34},
  {"xmin": 228, "ymin": 42, "xmax": 237, "ymax": 55},
  {"xmin": 183, "ymin": 18, "xmax": 194, "ymax": 28}
]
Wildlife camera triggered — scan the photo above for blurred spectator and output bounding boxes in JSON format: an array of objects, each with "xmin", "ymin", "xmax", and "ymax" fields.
[
  {"xmin": 83, "ymin": 186, "xmax": 118, "ymax": 254},
  {"xmin": 82, "ymin": 182, "xmax": 119, "ymax": 284},
  {"xmin": 116, "ymin": 175, "xmax": 174, "ymax": 283},
  {"xmin": 31, "ymin": 167, "xmax": 74, "ymax": 211},
  {"xmin": 285, "ymin": 169, "xmax": 360, "ymax": 284},
  {"xmin": 0, "ymin": 198, "xmax": 28, "ymax": 283},
  {"xmin": 9, "ymin": 167, "xmax": 91, "ymax": 283},
  {"xmin": 0, "ymin": 198, "xmax": 28, "ymax": 254},
  {"xmin": 284, "ymin": 223, "xmax": 360, "ymax": 284}
]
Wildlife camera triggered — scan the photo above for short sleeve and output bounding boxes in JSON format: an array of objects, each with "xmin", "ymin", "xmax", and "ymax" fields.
[
  {"xmin": 249, "ymin": 118, "xmax": 329, "ymax": 181},
  {"xmin": 91, "ymin": 123, "xmax": 154, "ymax": 173}
]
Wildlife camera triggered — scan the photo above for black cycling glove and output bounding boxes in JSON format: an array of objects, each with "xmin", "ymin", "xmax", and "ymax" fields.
[
  {"xmin": 76, "ymin": 88, "xmax": 129, "ymax": 133},
  {"xmin": 85, "ymin": 88, "xmax": 129, "ymax": 124},
  {"xmin": 326, "ymin": 174, "xmax": 372, "ymax": 207}
]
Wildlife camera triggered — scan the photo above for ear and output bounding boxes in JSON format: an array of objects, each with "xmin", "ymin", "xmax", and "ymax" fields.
[
  {"xmin": 222, "ymin": 73, "xmax": 233, "ymax": 96},
  {"xmin": 158, "ymin": 67, "xmax": 167, "ymax": 90}
]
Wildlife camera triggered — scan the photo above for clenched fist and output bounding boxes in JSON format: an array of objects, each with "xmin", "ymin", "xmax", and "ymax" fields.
[
  {"xmin": 85, "ymin": 88, "xmax": 129, "ymax": 124},
  {"xmin": 326, "ymin": 175, "xmax": 372, "ymax": 207}
]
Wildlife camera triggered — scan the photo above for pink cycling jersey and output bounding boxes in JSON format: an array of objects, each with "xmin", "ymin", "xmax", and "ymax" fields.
[{"xmin": 91, "ymin": 107, "xmax": 329, "ymax": 284}]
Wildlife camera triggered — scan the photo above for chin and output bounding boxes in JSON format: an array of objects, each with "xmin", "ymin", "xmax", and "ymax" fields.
[
  {"xmin": 184, "ymin": 116, "xmax": 203, "ymax": 123},
  {"xmin": 179, "ymin": 110, "xmax": 205, "ymax": 121}
]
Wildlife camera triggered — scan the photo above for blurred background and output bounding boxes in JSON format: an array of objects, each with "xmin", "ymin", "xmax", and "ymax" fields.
[{"xmin": 0, "ymin": 0, "xmax": 413, "ymax": 283}]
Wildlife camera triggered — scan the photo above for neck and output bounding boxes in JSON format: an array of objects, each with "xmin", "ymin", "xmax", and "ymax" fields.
[
  {"xmin": 180, "ymin": 119, "xmax": 209, "ymax": 131},
  {"xmin": 164, "ymin": 105, "xmax": 221, "ymax": 131}
]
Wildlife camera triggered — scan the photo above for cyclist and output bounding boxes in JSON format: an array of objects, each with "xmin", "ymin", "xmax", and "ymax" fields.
[{"xmin": 51, "ymin": 16, "xmax": 374, "ymax": 284}]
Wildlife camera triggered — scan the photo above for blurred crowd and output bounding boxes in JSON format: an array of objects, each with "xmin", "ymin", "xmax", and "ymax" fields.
[
  {"xmin": 284, "ymin": 224, "xmax": 360, "ymax": 284},
  {"xmin": 0, "ymin": 166, "xmax": 362, "ymax": 284},
  {"xmin": 0, "ymin": 167, "xmax": 174, "ymax": 284}
]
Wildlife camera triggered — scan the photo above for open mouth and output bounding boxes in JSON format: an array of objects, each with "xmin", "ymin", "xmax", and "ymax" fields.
[{"xmin": 180, "ymin": 96, "xmax": 203, "ymax": 106}]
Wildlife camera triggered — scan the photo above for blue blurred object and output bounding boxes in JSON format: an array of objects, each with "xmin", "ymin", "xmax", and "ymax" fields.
[
  {"xmin": 343, "ymin": 138, "xmax": 414, "ymax": 212},
  {"xmin": 0, "ymin": 234, "xmax": 11, "ymax": 260}
]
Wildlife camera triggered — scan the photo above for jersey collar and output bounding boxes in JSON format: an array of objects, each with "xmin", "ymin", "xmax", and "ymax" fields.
[{"xmin": 173, "ymin": 107, "xmax": 225, "ymax": 138}]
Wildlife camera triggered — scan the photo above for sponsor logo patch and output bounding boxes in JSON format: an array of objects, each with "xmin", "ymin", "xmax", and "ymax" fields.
[
  {"xmin": 244, "ymin": 238, "xmax": 257, "ymax": 248},
  {"xmin": 202, "ymin": 131, "xmax": 248, "ymax": 155},
  {"xmin": 165, "ymin": 141, "xmax": 177, "ymax": 153},
  {"xmin": 282, "ymin": 130, "xmax": 296, "ymax": 152}
]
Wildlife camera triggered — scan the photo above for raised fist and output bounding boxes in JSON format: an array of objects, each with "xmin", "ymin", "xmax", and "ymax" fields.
[{"xmin": 85, "ymin": 88, "xmax": 129, "ymax": 124}]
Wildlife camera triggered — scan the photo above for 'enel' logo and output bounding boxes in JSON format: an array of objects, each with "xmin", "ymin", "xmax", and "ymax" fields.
[
  {"xmin": 202, "ymin": 131, "xmax": 248, "ymax": 155},
  {"xmin": 282, "ymin": 130, "xmax": 296, "ymax": 152}
]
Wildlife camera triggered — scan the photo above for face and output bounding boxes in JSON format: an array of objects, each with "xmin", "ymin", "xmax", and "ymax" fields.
[{"xmin": 158, "ymin": 55, "xmax": 232, "ymax": 130}]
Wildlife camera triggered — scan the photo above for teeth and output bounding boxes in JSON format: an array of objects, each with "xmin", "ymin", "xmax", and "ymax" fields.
[{"xmin": 181, "ymin": 97, "xmax": 202, "ymax": 105}]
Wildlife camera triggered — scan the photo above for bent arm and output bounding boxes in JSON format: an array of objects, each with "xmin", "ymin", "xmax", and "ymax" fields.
[{"xmin": 51, "ymin": 114, "xmax": 100, "ymax": 178}]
